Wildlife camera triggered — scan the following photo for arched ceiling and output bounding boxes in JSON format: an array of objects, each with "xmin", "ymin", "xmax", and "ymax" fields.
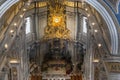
[
  {"xmin": 85, "ymin": 0, "xmax": 119, "ymax": 55},
  {"xmin": 0, "ymin": 0, "xmax": 19, "ymax": 18},
  {"xmin": 0, "ymin": 0, "xmax": 119, "ymax": 55},
  {"xmin": 0, "ymin": 0, "xmax": 119, "ymax": 24}
]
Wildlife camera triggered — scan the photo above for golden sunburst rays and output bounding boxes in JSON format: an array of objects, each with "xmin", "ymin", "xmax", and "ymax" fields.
[{"xmin": 43, "ymin": 0, "xmax": 71, "ymax": 40}]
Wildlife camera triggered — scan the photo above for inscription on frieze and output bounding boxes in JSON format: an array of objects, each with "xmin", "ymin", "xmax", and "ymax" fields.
[{"xmin": 106, "ymin": 62, "xmax": 120, "ymax": 73}]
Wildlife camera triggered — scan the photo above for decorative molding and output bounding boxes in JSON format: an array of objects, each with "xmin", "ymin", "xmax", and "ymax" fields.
[
  {"xmin": 106, "ymin": 62, "xmax": 120, "ymax": 73},
  {"xmin": 0, "ymin": 0, "xmax": 19, "ymax": 18}
]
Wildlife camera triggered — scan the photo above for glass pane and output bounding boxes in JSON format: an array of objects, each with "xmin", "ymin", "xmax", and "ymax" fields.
[
  {"xmin": 25, "ymin": 17, "xmax": 31, "ymax": 34},
  {"xmin": 83, "ymin": 17, "xmax": 87, "ymax": 33}
]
